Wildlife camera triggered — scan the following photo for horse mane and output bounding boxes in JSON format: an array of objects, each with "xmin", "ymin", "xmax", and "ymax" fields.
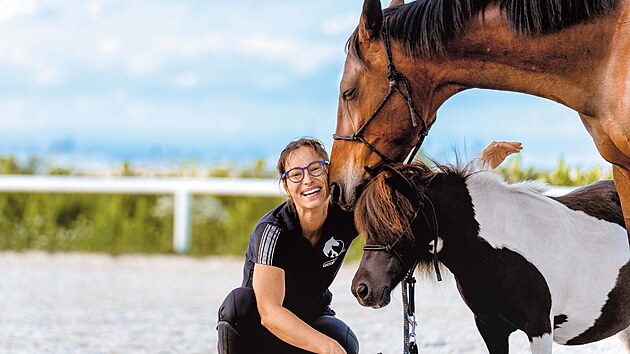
[
  {"xmin": 347, "ymin": 0, "xmax": 619, "ymax": 60},
  {"xmin": 355, "ymin": 161, "xmax": 471, "ymax": 246},
  {"xmin": 468, "ymin": 169, "xmax": 550, "ymax": 200}
]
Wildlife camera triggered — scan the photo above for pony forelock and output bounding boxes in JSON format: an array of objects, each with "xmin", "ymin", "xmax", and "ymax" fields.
[{"xmin": 355, "ymin": 171, "xmax": 417, "ymax": 245}]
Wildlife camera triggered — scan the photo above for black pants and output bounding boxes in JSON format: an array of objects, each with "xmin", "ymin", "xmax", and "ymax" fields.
[{"xmin": 217, "ymin": 287, "xmax": 359, "ymax": 354}]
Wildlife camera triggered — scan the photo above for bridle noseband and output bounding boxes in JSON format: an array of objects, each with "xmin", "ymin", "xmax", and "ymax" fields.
[{"xmin": 333, "ymin": 16, "xmax": 434, "ymax": 173}]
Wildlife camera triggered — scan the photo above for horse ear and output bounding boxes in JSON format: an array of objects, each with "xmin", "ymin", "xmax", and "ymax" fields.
[
  {"xmin": 359, "ymin": 0, "xmax": 383, "ymax": 42},
  {"xmin": 388, "ymin": 0, "xmax": 404, "ymax": 8}
]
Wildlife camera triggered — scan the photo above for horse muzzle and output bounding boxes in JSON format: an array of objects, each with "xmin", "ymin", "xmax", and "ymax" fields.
[
  {"xmin": 352, "ymin": 282, "xmax": 391, "ymax": 308},
  {"xmin": 331, "ymin": 178, "xmax": 368, "ymax": 211}
]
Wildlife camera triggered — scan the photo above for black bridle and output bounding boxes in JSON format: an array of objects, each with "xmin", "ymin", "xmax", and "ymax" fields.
[
  {"xmin": 333, "ymin": 16, "xmax": 434, "ymax": 174},
  {"xmin": 363, "ymin": 164, "xmax": 442, "ymax": 354}
]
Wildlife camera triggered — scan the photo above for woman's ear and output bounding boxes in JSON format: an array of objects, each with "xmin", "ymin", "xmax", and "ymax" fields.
[{"xmin": 281, "ymin": 179, "xmax": 290, "ymax": 199}]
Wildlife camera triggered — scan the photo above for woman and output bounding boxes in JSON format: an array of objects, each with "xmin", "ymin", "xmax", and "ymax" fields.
[{"xmin": 217, "ymin": 138, "xmax": 521, "ymax": 354}]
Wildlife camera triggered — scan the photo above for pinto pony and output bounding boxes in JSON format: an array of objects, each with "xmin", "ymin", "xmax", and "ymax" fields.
[
  {"xmin": 351, "ymin": 163, "xmax": 630, "ymax": 353},
  {"xmin": 329, "ymin": 0, "xmax": 630, "ymax": 231}
]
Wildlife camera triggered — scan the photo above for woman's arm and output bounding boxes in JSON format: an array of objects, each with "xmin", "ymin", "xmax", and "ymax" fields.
[
  {"xmin": 480, "ymin": 141, "xmax": 522, "ymax": 169},
  {"xmin": 253, "ymin": 264, "xmax": 346, "ymax": 354}
]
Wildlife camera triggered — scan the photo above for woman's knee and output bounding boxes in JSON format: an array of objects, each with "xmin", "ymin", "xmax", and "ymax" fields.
[
  {"xmin": 218, "ymin": 287, "xmax": 258, "ymax": 325},
  {"xmin": 311, "ymin": 315, "xmax": 359, "ymax": 354},
  {"xmin": 217, "ymin": 287, "xmax": 262, "ymax": 354}
]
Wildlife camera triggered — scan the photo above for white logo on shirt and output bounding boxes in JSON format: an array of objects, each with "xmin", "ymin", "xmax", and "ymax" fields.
[{"xmin": 323, "ymin": 236, "xmax": 345, "ymax": 267}]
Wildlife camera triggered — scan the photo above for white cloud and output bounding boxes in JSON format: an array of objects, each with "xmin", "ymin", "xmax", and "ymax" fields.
[
  {"xmin": 0, "ymin": 0, "xmax": 38, "ymax": 22},
  {"xmin": 256, "ymin": 74, "xmax": 289, "ymax": 90},
  {"xmin": 0, "ymin": 1, "xmax": 347, "ymax": 82},
  {"xmin": 236, "ymin": 34, "xmax": 339, "ymax": 74},
  {"xmin": 126, "ymin": 55, "xmax": 160, "ymax": 76},
  {"xmin": 127, "ymin": 101, "xmax": 151, "ymax": 119},
  {"xmin": 99, "ymin": 39, "xmax": 120, "ymax": 55},
  {"xmin": 321, "ymin": 12, "xmax": 358, "ymax": 35},
  {"xmin": 33, "ymin": 68, "xmax": 62, "ymax": 86},
  {"xmin": 10, "ymin": 48, "xmax": 27, "ymax": 64},
  {"xmin": 86, "ymin": 1, "xmax": 103, "ymax": 17},
  {"xmin": 175, "ymin": 72, "xmax": 199, "ymax": 88},
  {"xmin": 156, "ymin": 33, "xmax": 225, "ymax": 58}
]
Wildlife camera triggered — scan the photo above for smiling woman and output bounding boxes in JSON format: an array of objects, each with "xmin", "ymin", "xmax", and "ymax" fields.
[{"xmin": 216, "ymin": 137, "xmax": 360, "ymax": 354}]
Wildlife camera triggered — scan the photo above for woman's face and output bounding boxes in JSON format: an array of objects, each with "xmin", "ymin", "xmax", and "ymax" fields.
[{"xmin": 283, "ymin": 146, "xmax": 330, "ymax": 211}]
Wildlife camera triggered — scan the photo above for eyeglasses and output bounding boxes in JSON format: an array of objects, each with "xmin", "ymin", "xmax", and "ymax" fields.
[{"xmin": 282, "ymin": 160, "xmax": 329, "ymax": 183}]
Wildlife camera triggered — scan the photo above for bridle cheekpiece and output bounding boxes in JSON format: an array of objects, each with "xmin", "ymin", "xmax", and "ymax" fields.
[{"xmin": 333, "ymin": 16, "xmax": 434, "ymax": 175}]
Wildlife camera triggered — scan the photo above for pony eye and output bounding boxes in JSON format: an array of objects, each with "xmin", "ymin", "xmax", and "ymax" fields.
[{"xmin": 342, "ymin": 88, "xmax": 357, "ymax": 101}]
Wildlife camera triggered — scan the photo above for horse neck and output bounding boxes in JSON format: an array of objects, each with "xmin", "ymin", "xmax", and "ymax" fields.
[
  {"xmin": 411, "ymin": 3, "xmax": 626, "ymax": 119},
  {"xmin": 421, "ymin": 173, "xmax": 482, "ymax": 275}
]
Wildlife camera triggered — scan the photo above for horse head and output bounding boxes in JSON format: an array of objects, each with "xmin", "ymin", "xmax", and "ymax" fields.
[
  {"xmin": 330, "ymin": 0, "xmax": 444, "ymax": 210},
  {"xmin": 351, "ymin": 163, "xmax": 440, "ymax": 308}
]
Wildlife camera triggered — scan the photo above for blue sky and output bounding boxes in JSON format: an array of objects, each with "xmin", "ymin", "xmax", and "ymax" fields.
[{"xmin": 0, "ymin": 0, "xmax": 608, "ymax": 172}]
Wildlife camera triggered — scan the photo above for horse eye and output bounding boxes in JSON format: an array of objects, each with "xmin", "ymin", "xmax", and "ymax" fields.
[{"xmin": 342, "ymin": 88, "xmax": 357, "ymax": 101}]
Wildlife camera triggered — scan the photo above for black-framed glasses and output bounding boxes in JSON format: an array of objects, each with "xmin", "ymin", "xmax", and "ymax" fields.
[{"xmin": 282, "ymin": 160, "xmax": 329, "ymax": 183}]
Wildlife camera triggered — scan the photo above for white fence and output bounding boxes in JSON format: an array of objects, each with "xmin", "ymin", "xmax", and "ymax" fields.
[
  {"xmin": 0, "ymin": 175, "xmax": 576, "ymax": 253},
  {"xmin": 0, "ymin": 175, "xmax": 281, "ymax": 253}
]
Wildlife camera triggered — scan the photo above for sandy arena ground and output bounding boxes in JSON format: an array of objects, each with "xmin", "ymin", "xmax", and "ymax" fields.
[{"xmin": 0, "ymin": 252, "xmax": 625, "ymax": 353}]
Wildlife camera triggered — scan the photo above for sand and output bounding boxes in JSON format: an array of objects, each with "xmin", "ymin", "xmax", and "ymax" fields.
[{"xmin": 0, "ymin": 252, "xmax": 625, "ymax": 353}]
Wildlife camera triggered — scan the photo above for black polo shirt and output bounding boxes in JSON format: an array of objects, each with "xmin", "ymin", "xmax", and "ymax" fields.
[{"xmin": 241, "ymin": 201, "xmax": 358, "ymax": 321}]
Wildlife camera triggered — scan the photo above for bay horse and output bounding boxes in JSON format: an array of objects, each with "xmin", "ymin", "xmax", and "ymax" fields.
[
  {"xmin": 329, "ymin": 0, "xmax": 630, "ymax": 231},
  {"xmin": 351, "ymin": 162, "xmax": 630, "ymax": 353}
]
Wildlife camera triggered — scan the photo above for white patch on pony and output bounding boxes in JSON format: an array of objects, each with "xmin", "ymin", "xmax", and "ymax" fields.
[
  {"xmin": 529, "ymin": 333, "xmax": 553, "ymax": 354},
  {"xmin": 619, "ymin": 326, "xmax": 630, "ymax": 352},
  {"xmin": 428, "ymin": 237, "xmax": 443, "ymax": 254},
  {"xmin": 466, "ymin": 171, "xmax": 629, "ymax": 344}
]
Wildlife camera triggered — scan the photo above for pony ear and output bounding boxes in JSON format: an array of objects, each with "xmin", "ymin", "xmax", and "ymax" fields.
[
  {"xmin": 385, "ymin": 173, "xmax": 419, "ymax": 208},
  {"xmin": 359, "ymin": 0, "xmax": 383, "ymax": 42},
  {"xmin": 389, "ymin": 0, "xmax": 404, "ymax": 8}
]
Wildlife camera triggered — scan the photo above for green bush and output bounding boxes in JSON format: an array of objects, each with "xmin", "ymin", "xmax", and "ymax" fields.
[
  {"xmin": 0, "ymin": 154, "xmax": 614, "ymax": 257},
  {"xmin": 496, "ymin": 155, "xmax": 613, "ymax": 186}
]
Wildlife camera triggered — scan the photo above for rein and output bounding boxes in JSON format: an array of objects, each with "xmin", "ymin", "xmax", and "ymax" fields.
[
  {"xmin": 363, "ymin": 165, "xmax": 442, "ymax": 354},
  {"xmin": 333, "ymin": 16, "xmax": 434, "ymax": 174}
]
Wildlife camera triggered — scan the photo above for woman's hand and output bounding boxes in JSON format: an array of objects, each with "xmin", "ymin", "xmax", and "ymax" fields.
[{"xmin": 480, "ymin": 141, "xmax": 522, "ymax": 169}]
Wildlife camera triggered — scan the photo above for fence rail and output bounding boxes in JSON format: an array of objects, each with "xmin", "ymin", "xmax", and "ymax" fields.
[{"xmin": 0, "ymin": 175, "xmax": 575, "ymax": 253}]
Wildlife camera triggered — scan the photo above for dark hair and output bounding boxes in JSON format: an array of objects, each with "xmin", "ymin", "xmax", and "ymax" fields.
[{"xmin": 276, "ymin": 137, "xmax": 329, "ymax": 178}]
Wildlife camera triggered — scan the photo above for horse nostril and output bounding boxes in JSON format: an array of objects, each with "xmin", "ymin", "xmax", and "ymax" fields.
[{"xmin": 356, "ymin": 283, "xmax": 368, "ymax": 300}]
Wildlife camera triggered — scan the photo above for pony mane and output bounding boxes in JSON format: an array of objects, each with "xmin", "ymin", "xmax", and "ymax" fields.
[
  {"xmin": 468, "ymin": 169, "xmax": 549, "ymax": 199},
  {"xmin": 347, "ymin": 0, "xmax": 619, "ymax": 60},
  {"xmin": 355, "ymin": 161, "xmax": 471, "ymax": 246}
]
